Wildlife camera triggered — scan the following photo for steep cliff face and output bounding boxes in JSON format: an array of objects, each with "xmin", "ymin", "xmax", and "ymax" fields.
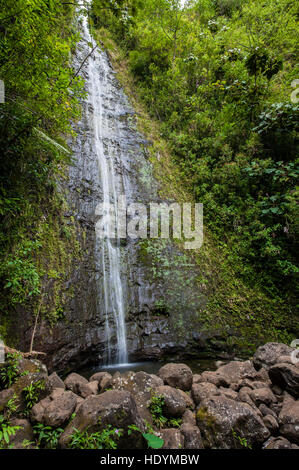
[{"xmin": 11, "ymin": 25, "xmax": 207, "ymax": 373}]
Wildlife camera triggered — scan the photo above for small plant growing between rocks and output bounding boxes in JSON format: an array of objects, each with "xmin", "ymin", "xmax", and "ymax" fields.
[
  {"xmin": 0, "ymin": 353, "xmax": 21, "ymax": 388},
  {"xmin": 168, "ymin": 418, "xmax": 182, "ymax": 428},
  {"xmin": 69, "ymin": 425, "xmax": 122, "ymax": 449},
  {"xmin": 148, "ymin": 394, "xmax": 168, "ymax": 428},
  {"xmin": 148, "ymin": 394, "xmax": 182, "ymax": 429},
  {"xmin": 22, "ymin": 380, "xmax": 45, "ymax": 415},
  {"xmin": 0, "ymin": 414, "xmax": 21, "ymax": 448},
  {"xmin": 232, "ymin": 428, "xmax": 252, "ymax": 449},
  {"xmin": 33, "ymin": 423, "xmax": 64, "ymax": 449},
  {"xmin": 4, "ymin": 393, "xmax": 19, "ymax": 418}
]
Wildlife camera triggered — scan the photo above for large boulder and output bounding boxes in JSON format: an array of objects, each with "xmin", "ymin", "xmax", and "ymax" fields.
[
  {"xmin": 155, "ymin": 385, "xmax": 186, "ymax": 418},
  {"xmin": 111, "ymin": 371, "xmax": 163, "ymax": 403},
  {"xmin": 44, "ymin": 372, "xmax": 65, "ymax": 396},
  {"xmin": 253, "ymin": 343, "xmax": 293, "ymax": 370},
  {"xmin": 89, "ymin": 372, "xmax": 112, "ymax": 392},
  {"xmin": 268, "ymin": 363, "xmax": 299, "ymax": 398},
  {"xmin": 259, "ymin": 403, "xmax": 277, "ymax": 419},
  {"xmin": 88, "ymin": 381, "xmax": 99, "ymax": 395},
  {"xmin": 89, "ymin": 372, "xmax": 111, "ymax": 383},
  {"xmin": 191, "ymin": 382, "xmax": 219, "ymax": 406},
  {"xmin": 279, "ymin": 400, "xmax": 299, "ymax": 444},
  {"xmin": 196, "ymin": 396, "xmax": 270, "ymax": 449},
  {"xmin": 182, "ymin": 409, "xmax": 196, "ymax": 427},
  {"xmin": 249, "ymin": 388, "xmax": 277, "ymax": 407},
  {"xmin": 111, "ymin": 371, "xmax": 163, "ymax": 422},
  {"xmin": 180, "ymin": 424, "xmax": 204, "ymax": 449},
  {"xmin": 30, "ymin": 396, "xmax": 51, "ymax": 423},
  {"xmin": 263, "ymin": 436, "xmax": 297, "ymax": 449},
  {"xmin": 176, "ymin": 389, "xmax": 195, "ymax": 410},
  {"xmin": 158, "ymin": 364, "xmax": 193, "ymax": 391},
  {"xmin": 238, "ymin": 387, "xmax": 261, "ymax": 416},
  {"xmin": 0, "ymin": 388, "xmax": 15, "ymax": 413},
  {"xmin": 59, "ymin": 390, "xmax": 145, "ymax": 449},
  {"xmin": 219, "ymin": 387, "xmax": 239, "ymax": 401},
  {"xmin": 199, "ymin": 371, "xmax": 229, "ymax": 387},
  {"xmin": 159, "ymin": 429, "xmax": 184, "ymax": 449},
  {"xmin": 263, "ymin": 414, "xmax": 279, "ymax": 434},
  {"xmin": 216, "ymin": 360, "xmax": 261, "ymax": 388},
  {"xmin": 64, "ymin": 373, "xmax": 95, "ymax": 398},
  {"xmin": 31, "ymin": 388, "xmax": 77, "ymax": 427}
]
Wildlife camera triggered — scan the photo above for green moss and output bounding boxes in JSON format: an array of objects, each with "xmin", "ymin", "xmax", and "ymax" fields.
[
  {"xmin": 196, "ymin": 407, "xmax": 216, "ymax": 431},
  {"xmin": 0, "ymin": 165, "xmax": 82, "ymax": 347}
]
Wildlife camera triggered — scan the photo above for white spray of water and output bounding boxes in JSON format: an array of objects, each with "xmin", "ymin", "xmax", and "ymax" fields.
[{"xmin": 81, "ymin": 6, "xmax": 128, "ymax": 364}]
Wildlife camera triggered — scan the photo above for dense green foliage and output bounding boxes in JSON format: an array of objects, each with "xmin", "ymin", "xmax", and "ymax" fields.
[
  {"xmin": 69, "ymin": 425, "xmax": 122, "ymax": 449},
  {"xmin": 91, "ymin": 0, "xmax": 298, "ymax": 309},
  {"xmin": 22, "ymin": 379, "xmax": 45, "ymax": 414},
  {"xmin": 0, "ymin": 1, "xmax": 84, "ymax": 341},
  {"xmin": 0, "ymin": 414, "xmax": 21, "ymax": 447},
  {"xmin": 33, "ymin": 423, "xmax": 65, "ymax": 449},
  {"xmin": 0, "ymin": 353, "xmax": 21, "ymax": 388}
]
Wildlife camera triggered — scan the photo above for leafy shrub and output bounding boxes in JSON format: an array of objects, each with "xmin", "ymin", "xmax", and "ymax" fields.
[
  {"xmin": 245, "ymin": 48, "xmax": 283, "ymax": 80},
  {"xmin": 33, "ymin": 423, "xmax": 64, "ymax": 449},
  {"xmin": 214, "ymin": 0, "xmax": 243, "ymax": 16},
  {"xmin": 0, "ymin": 353, "xmax": 21, "ymax": 389},
  {"xmin": 148, "ymin": 394, "xmax": 168, "ymax": 428},
  {"xmin": 0, "ymin": 241, "xmax": 42, "ymax": 305},
  {"xmin": 22, "ymin": 380, "xmax": 45, "ymax": 414},
  {"xmin": 0, "ymin": 414, "xmax": 21, "ymax": 447}
]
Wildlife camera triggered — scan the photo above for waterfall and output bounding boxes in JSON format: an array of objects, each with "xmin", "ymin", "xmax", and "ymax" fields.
[{"xmin": 78, "ymin": 5, "xmax": 128, "ymax": 365}]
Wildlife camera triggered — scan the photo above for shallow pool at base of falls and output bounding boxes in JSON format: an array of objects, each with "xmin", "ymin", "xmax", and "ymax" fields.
[{"xmin": 77, "ymin": 358, "xmax": 221, "ymax": 380}]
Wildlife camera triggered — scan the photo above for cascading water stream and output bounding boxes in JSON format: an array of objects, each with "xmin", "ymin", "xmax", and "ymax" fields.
[{"xmin": 79, "ymin": 5, "xmax": 128, "ymax": 365}]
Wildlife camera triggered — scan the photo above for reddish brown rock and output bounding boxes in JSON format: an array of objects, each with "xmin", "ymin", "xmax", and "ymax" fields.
[
  {"xmin": 197, "ymin": 396, "xmax": 270, "ymax": 449},
  {"xmin": 158, "ymin": 363, "xmax": 193, "ymax": 391},
  {"xmin": 279, "ymin": 400, "xmax": 299, "ymax": 444},
  {"xmin": 64, "ymin": 373, "xmax": 93, "ymax": 398},
  {"xmin": 191, "ymin": 382, "xmax": 219, "ymax": 406},
  {"xmin": 159, "ymin": 429, "xmax": 184, "ymax": 449},
  {"xmin": 155, "ymin": 385, "xmax": 187, "ymax": 418},
  {"xmin": 180, "ymin": 424, "xmax": 204, "ymax": 449},
  {"xmin": 59, "ymin": 390, "xmax": 145, "ymax": 449}
]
